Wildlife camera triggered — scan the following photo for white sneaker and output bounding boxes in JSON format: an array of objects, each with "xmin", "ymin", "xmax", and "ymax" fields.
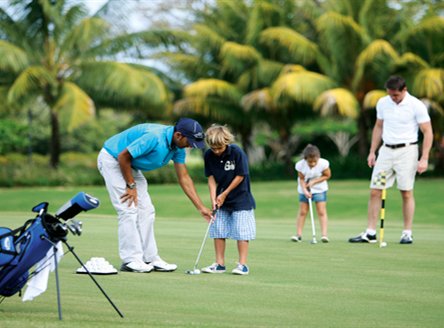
[
  {"xmin": 291, "ymin": 235, "xmax": 302, "ymax": 242},
  {"xmin": 321, "ymin": 236, "xmax": 329, "ymax": 243},
  {"xmin": 149, "ymin": 257, "xmax": 177, "ymax": 272},
  {"xmin": 231, "ymin": 263, "xmax": 249, "ymax": 275},
  {"xmin": 120, "ymin": 261, "xmax": 153, "ymax": 273}
]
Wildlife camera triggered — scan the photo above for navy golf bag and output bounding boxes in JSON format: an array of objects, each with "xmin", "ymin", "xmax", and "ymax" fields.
[{"xmin": 0, "ymin": 192, "xmax": 99, "ymax": 297}]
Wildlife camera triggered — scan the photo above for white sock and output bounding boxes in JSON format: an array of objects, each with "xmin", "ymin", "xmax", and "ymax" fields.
[
  {"xmin": 366, "ymin": 229, "xmax": 376, "ymax": 236},
  {"xmin": 402, "ymin": 230, "xmax": 412, "ymax": 236}
]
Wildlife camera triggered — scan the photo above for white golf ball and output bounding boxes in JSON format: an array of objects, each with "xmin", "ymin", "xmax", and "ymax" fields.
[{"xmin": 380, "ymin": 242, "xmax": 387, "ymax": 248}]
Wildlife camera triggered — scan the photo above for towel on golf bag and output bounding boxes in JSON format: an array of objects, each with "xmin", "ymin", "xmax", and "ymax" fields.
[{"xmin": 23, "ymin": 241, "xmax": 63, "ymax": 302}]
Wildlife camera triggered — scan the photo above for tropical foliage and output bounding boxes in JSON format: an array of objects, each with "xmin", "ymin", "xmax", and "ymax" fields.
[
  {"xmin": 0, "ymin": 0, "xmax": 169, "ymax": 167},
  {"xmin": 0, "ymin": 0, "xmax": 443, "ymax": 176}
]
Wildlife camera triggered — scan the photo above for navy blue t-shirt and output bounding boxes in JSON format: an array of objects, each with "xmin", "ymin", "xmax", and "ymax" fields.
[{"xmin": 204, "ymin": 144, "xmax": 256, "ymax": 212}]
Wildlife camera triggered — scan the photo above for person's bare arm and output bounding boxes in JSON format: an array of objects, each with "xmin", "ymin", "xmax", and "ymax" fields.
[
  {"xmin": 215, "ymin": 176, "xmax": 244, "ymax": 208},
  {"xmin": 417, "ymin": 121, "xmax": 433, "ymax": 174},
  {"xmin": 175, "ymin": 163, "xmax": 212, "ymax": 221},
  {"xmin": 368, "ymin": 119, "xmax": 383, "ymax": 167},
  {"xmin": 117, "ymin": 148, "xmax": 137, "ymax": 207}
]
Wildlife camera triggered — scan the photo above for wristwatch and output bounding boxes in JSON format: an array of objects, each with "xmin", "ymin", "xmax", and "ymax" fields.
[{"xmin": 126, "ymin": 182, "xmax": 136, "ymax": 189}]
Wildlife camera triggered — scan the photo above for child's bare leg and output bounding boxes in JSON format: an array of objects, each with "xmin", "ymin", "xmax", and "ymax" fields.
[
  {"xmin": 237, "ymin": 240, "xmax": 249, "ymax": 265},
  {"xmin": 215, "ymin": 238, "xmax": 226, "ymax": 265},
  {"xmin": 316, "ymin": 201, "xmax": 328, "ymax": 237},
  {"xmin": 296, "ymin": 202, "xmax": 309, "ymax": 236}
]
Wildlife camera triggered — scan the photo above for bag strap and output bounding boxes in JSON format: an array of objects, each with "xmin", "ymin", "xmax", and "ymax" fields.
[{"xmin": 0, "ymin": 219, "xmax": 35, "ymax": 255}]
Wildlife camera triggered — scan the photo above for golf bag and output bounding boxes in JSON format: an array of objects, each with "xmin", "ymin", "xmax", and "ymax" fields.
[{"xmin": 0, "ymin": 192, "xmax": 99, "ymax": 297}]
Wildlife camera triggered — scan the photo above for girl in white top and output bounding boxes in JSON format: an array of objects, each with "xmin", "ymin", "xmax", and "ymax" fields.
[{"xmin": 292, "ymin": 144, "xmax": 331, "ymax": 242}]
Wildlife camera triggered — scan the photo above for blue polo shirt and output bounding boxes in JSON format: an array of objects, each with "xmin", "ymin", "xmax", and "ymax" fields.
[
  {"xmin": 103, "ymin": 124, "xmax": 186, "ymax": 171},
  {"xmin": 204, "ymin": 144, "xmax": 255, "ymax": 211}
]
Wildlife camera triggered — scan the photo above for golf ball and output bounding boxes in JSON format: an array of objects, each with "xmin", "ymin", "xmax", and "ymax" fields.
[{"xmin": 380, "ymin": 242, "xmax": 387, "ymax": 248}]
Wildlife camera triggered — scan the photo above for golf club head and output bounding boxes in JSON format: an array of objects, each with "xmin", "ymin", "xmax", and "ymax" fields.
[
  {"xmin": 186, "ymin": 269, "xmax": 201, "ymax": 275},
  {"xmin": 311, "ymin": 238, "xmax": 318, "ymax": 244}
]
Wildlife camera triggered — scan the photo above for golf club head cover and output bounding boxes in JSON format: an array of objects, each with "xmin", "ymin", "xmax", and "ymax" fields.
[{"xmin": 55, "ymin": 192, "xmax": 100, "ymax": 221}]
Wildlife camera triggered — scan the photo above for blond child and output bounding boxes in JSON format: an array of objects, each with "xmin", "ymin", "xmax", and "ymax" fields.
[{"xmin": 201, "ymin": 125, "xmax": 256, "ymax": 275}]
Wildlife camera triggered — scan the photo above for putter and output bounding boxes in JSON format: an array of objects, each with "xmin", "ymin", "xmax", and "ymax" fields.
[
  {"xmin": 186, "ymin": 207, "xmax": 218, "ymax": 275},
  {"xmin": 308, "ymin": 197, "xmax": 317, "ymax": 244},
  {"xmin": 306, "ymin": 180, "xmax": 317, "ymax": 244}
]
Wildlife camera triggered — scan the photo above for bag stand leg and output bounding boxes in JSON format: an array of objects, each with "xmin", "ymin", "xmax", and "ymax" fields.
[
  {"xmin": 53, "ymin": 245, "xmax": 62, "ymax": 320},
  {"xmin": 63, "ymin": 241, "xmax": 124, "ymax": 318}
]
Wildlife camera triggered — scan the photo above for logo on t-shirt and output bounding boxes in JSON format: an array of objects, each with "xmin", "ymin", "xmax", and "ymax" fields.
[{"xmin": 224, "ymin": 161, "xmax": 235, "ymax": 171}]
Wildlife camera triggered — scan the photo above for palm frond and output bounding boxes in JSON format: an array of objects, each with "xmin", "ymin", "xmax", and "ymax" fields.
[
  {"xmin": 193, "ymin": 24, "xmax": 226, "ymax": 51},
  {"xmin": 75, "ymin": 61, "xmax": 169, "ymax": 110},
  {"xmin": 280, "ymin": 64, "xmax": 306, "ymax": 75},
  {"xmin": 353, "ymin": 39, "xmax": 399, "ymax": 90},
  {"xmin": 54, "ymin": 82, "xmax": 95, "ymax": 132},
  {"xmin": 246, "ymin": 1, "xmax": 283, "ymax": 44},
  {"xmin": 260, "ymin": 26, "xmax": 319, "ymax": 66},
  {"xmin": 362, "ymin": 90, "xmax": 386, "ymax": 109},
  {"xmin": 184, "ymin": 79, "xmax": 242, "ymax": 104},
  {"xmin": 0, "ymin": 40, "xmax": 29, "ymax": 73},
  {"xmin": 241, "ymin": 88, "xmax": 273, "ymax": 112},
  {"xmin": 7, "ymin": 66, "xmax": 55, "ymax": 106},
  {"xmin": 155, "ymin": 52, "xmax": 219, "ymax": 79},
  {"xmin": 316, "ymin": 12, "xmax": 368, "ymax": 82},
  {"xmin": 405, "ymin": 16, "xmax": 444, "ymax": 65},
  {"xmin": 60, "ymin": 17, "xmax": 110, "ymax": 60},
  {"xmin": 220, "ymin": 41, "xmax": 261, "ymax": 76},
  {"xmin": 313, "ymin": 88, "xmax": 359, "ymax": 119},
  {"xmin": 237, "ymin": 59, "xmax": 283, "ymax": 91},
  {"xmin": 412, "ymin": 68, "xmax": 444, "ymax": 100},
  {"xmin": 271, "ymin": 71, "xmax": 336, "ymax": 106}
]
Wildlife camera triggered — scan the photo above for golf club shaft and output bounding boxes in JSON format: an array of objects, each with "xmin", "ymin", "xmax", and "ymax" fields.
[
  {"xmin": 193, "ymin": 219, "xmax": 212, "ymax": 269},
  {"xmin": 308, "ymin": 197, "xmax": 316, "ymax": 239}
]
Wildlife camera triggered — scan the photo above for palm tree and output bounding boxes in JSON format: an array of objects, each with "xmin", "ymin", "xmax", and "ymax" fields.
[{"xmin": 0, "ymin": 0, "xmax": 169, "ymax": 168}]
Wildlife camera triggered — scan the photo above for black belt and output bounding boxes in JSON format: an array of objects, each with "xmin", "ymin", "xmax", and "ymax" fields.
[{"xmin": 384, "ymin": 141, "xmax": 418, "ymax": 149}]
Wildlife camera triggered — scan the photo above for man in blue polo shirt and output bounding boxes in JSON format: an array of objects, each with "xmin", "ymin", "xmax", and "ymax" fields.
[{"xmin": 98, "ymin": 118, "xmax": 213, "ymax": 273}]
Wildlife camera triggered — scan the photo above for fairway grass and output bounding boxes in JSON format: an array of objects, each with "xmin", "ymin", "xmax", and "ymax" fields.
[{"xmin": 0, "ymin": 180, "xmax": 443, "ymax": 327}]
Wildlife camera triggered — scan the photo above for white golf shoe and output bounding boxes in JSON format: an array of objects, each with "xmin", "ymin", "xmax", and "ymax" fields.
[
  {"xmin": 120, "ymin": 261, "xmax": 153, "ymax": 273},
  {"xmin": 148, "ymin": 257, "xmax": 177, "ymax": 272}
]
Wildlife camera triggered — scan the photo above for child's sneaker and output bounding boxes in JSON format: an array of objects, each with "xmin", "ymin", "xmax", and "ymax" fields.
[
  {"xmin": 201, "ymin": 263, "xmax": 226, "ymax": 273},
  {"xmin": 291, "ymin": 235, "xmax": 302, "ymax": 242},
  {"xmin": 321, "ymin": 236, "xmax": 329, "ymax": 243},
  {"xmin": 232, "ymin": 263, "xmax": 249, "ymax": 275}
]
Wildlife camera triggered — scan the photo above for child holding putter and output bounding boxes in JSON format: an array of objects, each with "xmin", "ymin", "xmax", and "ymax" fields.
[
  {"xmin": 201, "ymin": 124, "xmax": 256, "ymax": 275},
  {"xmin": 291, "ymin": 144, "xmax": 331, "ymax": 243}
]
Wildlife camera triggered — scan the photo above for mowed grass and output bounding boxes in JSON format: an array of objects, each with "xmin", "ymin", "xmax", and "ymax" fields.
[{"xmin": 0, "ymin": 179, "xmax": 443, "ymax": 327}]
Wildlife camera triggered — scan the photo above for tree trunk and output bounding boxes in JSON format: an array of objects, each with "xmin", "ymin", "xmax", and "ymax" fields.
[{"xmin": 50, "ymin": 109, "xmax": 61, "ymax": 169}]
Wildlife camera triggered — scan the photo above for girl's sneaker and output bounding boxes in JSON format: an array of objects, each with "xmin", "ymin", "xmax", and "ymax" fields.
[
  {"xmin": 291, "ymin": 235, "xmax": 302, "ymax": 242},
  {"xmin": 321, "ymin": 236, "xmax": 329, "ymax": 243},
  {"xmin": 201, "ymin": 263, "xmax": 226, "ymax": 273},
  {"xmin": 232, "ymin": 263, "xmax": 249, "ymax": 275}
]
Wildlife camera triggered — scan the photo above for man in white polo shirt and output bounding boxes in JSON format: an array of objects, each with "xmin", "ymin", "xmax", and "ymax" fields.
[{"xmin": 349, "ymin": 76, "xmax": 433, "ymax": 244}]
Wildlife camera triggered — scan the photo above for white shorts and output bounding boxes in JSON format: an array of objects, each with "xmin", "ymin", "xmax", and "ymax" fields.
[{"xmin": 370, "ymin": 144, "xmax": 418, "ymax": 191}]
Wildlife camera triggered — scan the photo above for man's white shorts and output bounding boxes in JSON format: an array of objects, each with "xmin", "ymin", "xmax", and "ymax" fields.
[{"xmin": 370, "ymin": 144, "xmax": 418, "ymax": 191}]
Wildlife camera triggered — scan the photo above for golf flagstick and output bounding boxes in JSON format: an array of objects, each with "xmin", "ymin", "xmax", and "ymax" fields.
[{"xmin": 377, "ymin": 171, "xmax": 387, "ymax": 248}]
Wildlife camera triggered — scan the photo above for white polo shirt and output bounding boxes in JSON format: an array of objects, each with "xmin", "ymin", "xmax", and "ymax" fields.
[
  {"xmin": 295, "ymin": 158, "xmax": 329, "ymax": 194},
  {"xmin": 376, "ymin": 92, "xmax": 430, "ymax": 145}
]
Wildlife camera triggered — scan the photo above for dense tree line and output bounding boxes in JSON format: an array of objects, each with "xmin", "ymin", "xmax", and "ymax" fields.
[{"xmin": 0, "ymin": 0, "xmax": 443, "ymax": 174}]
